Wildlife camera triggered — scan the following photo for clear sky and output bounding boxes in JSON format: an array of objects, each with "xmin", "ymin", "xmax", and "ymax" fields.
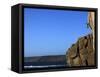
[{"xmin": 24, "ymin": 8, "xmax": 91, "ymax": 57}]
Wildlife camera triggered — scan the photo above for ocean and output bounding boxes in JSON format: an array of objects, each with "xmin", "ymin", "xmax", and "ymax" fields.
[{"xmin": 24, "ymin": 55, "xmax": 66, "ymax": 69}]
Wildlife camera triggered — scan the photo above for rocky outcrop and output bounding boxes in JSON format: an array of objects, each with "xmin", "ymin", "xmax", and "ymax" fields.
[
  {"xmin": 87, "ymin": 12, "xmax": 95, "ymax": 50},
  {"xmin": 66, "ymin": 34, "xmax": 95, "ymax": 66}
]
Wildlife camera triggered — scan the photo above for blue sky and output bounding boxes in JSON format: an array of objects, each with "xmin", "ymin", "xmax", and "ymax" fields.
[{"xmin": 24, "ymin": 8, "xmax": 91, "ymax": 57}]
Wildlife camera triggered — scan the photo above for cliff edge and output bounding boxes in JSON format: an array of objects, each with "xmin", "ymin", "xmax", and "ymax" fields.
[{"xmin": 66, "ymin": 33, "xmax": 95, "ymax": 66}]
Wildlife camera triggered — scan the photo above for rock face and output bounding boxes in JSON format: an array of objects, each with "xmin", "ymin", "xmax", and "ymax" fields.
[
  {"xmin": 88, "ymin": 12, "xmax": 95, "ymax": 50},
  {"xmin": 66, "ymin": 34, "xmax": 95, "ymax": 66}
]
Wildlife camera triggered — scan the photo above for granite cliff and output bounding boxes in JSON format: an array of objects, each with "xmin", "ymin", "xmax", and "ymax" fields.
[{"xmin": 66, "ymin": 33, "xmax": 95, "ymax": 66}]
